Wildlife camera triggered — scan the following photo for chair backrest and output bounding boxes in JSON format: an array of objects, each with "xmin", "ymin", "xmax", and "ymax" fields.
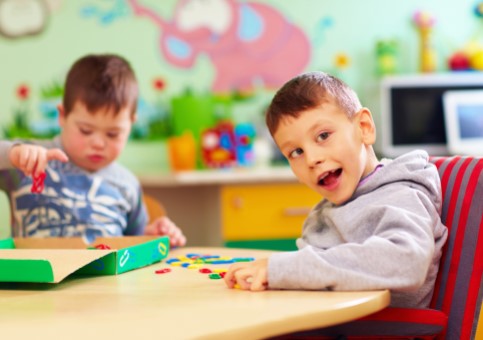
[
  {"xmin": 143, "ymin": 194, "xmax": 166, "ymax": 224},
  {"xmin": 429, "ymin": 156, "xmax": 483, "ymax": 340}
]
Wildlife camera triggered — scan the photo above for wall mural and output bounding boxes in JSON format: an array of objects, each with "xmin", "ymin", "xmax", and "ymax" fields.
[
  {"xmin": 0, "ymin": 0, "xmax": 62, "ymax": 39},
  {"xmin": 127, "ymin": 0, "xmax": 311, "ymax": 94},
  {"xmin": 80, "ymin": 0, "xmax": 312, "ymax": 94}
]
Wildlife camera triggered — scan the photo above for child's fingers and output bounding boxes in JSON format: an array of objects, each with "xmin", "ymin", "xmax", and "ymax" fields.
[
  {"xmin": 163, "ymin": 222, "xmax": 186, "ymax": 247},
  {"xmin": 31, "ymin": 148, "xmax": 67, "ymax": 177},
  {"xmin": 235, "ymin": 271, "xmax": 253, "ymax": 290},
  {"xmin": 158, "ymin": 218, "xmax": 184, "ymax": 239},
  {"xmin": 170, "ymin": 233, "xmax": 186, "ymax": 247},
  {"xmin": 16, "ymin": 146, "xmax": 31, "ymax": 172},
  {"xmin": 24, "ymin": 148, "xmax": 39, "ymax": 176},
  {"xmin": 10, "ymin": 145, "xmax": 66, "ymax": 176},
  {"xmin": 34, "ymin": 155, "xmax": 48, "ymax": 177},
  {"xmin": 225, "ymin": 263, "xmax": 251, "ymax": 289},
  {"xmin": 163, "ymin": 223, "xmax": 181, "ymax": 237},
  {"xmin": 46, "ymin": 148, "xmax": 69, "ymax": 162},
  {"xmin": 250, "ymin": 270, "xmax": 268, "ymax": 291},
  {"xmin": 224, "ymin": 266, "xmax": 239, "ymax": 288}
]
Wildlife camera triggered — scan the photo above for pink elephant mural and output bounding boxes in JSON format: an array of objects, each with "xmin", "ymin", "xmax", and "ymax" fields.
[{"xmin": 128, "ymin": 0, "xmax": 311, "ymax": 94}]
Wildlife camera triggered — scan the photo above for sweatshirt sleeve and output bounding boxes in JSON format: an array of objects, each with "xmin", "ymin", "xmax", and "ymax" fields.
[
  {"xmin": 123, "ymin": 182, "xmax": 149, "ymax": 236},
  {"xmin": 267, "ymin": 181, "xmax": 442, "ymax": 292},
  {"xmin": 0, "ymin": 141, "xmax": 15, "ymax": 169},
  {"xmin": 0, "ymin": 139, "xmax": 58, "ymax": 170}
]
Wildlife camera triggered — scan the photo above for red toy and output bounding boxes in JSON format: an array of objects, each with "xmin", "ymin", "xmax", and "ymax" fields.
[
  {"xmin": 31, "ymin": 172, "xmax": 46, "ymax": 194},
  {"xmin": 155, "ymin": 268, "xmax": 171, "ymax": 274},
  {"xmin": 94, "ymin": 244, "xmax": 111, "ymax": 250},
  {"xmin": 448, "ymin": 51, "xmax": 470, "ymax": 70}
]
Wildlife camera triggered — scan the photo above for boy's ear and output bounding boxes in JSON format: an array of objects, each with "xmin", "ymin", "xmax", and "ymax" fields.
[
  {"xmin": 131, "ymin": 113, "xmax": 138, "ymax": 123},
  {"xmin": 357, "ymin": 108, "xmax": 376, "ymax": 145},
  {"xmin": 57, "ymin": 104, "xmax": 66, "ymax": 127}
]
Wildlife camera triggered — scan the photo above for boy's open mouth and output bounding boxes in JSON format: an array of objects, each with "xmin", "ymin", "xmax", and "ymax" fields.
[{"xmin": 317, "ymin": 169, "xmax": 342, "ymax": 186}]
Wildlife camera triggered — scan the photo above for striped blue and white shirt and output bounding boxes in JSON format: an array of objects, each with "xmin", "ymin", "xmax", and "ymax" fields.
[{"xmin": 0, "ymin": 137, "xmax": 147, "ymax": 244}]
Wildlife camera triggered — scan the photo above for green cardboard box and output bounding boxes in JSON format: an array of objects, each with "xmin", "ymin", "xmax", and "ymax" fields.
[{"xmin": 0, "ymin": 236, "xmax": 170, "ymax": 283}]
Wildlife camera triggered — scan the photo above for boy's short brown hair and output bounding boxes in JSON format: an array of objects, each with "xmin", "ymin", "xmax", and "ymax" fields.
[
  {"xmin": 62, "ymin": 54, "xmax": 138, "ymax": 117},
  {"xmin": 265, "ymin": 71, "xmax": 362, "ymax": 135}
]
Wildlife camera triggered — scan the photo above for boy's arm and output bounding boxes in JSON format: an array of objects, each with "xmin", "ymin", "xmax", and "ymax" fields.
[
  {"xmin": 124, "ymin": 187, "xmax": 149, "ymax": 236},
  {"xmin": 0, "ymin": 141, "xmax": 68, "ymax": 175},
  {"xmin": 0, "ymin": 141, "xmax": 22, "ymax": 193},
  {"xmin": 267, "ymin": 188, "xmax": 445, "ymax": 293},
  {"xmin": 0, "ymin": 141, "xmax": 16, "ymax": 169}
]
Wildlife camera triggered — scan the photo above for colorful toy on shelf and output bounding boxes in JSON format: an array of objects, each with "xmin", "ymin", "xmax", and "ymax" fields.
[
  {"xmin": 470, "ymin": 47, "xmax": 483, "ymax": 70},
  {"xmin": 448, "ymin": 51, "xmax": 471, "ymax": 71},
  {"xmin": 234, "ymin": 123, "xmax": 255, "ymax": 167},
  {"xmin": 447, "ymin": 41, "xmax": 483, "ymax": 71},
  {"xmin": 201, "ymin": 121, "xmax": 237, "ymax": 168},
  {"xmin": 412, "ymin": 11, "xmax": 437, "ymax": 73},
  {"xmin": 467, "ymin": 3, "xmax": 483, "ymax": 71},
  {"xmin": 201, "ymin": 121, "xmax": 255, "ymax": 168},
  {"xmin": 447, "ymin": 3, "xmax": 483, "ymax": 71},
  {"xmin": 376, "ymin": 39, "xmax": 399, "ymax": 75},
  {"xmin": 167, "ymin": 131, "xmax": 197, "ymax": 172}
]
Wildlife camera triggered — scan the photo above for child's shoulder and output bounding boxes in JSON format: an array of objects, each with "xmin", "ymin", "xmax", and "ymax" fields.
[
  {"xmin": 380, "ymin": 149, "xmax": 429, "ymax": 166},
  {"xmin": 99, "ymin": 162, "xmax": 139, "ymax": 186},
  {"xmin": 95, "ymin": 162, "xmax": 142, "ymax": 203},
  {"xmin": 378, "ymin": 150, "xmax": 436, "ymax": 176},
  {"xmin": 359, "ymin": 150, "xmax": 438, "ymax": 195},
  {"xmin": 371, "ymin": 149, "xmax": 441, "ymax": 198}
]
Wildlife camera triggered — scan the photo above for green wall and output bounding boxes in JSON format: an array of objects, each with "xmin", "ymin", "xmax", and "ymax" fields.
[
  {"xmin": 0, "ymin": 0, "xmax": 480, "ymax": 235},
  {"xmin": 1, "ymin": 0, "xmax": 479, "ymax": 127}
]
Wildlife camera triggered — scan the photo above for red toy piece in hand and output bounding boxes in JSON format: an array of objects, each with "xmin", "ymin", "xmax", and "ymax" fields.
[{"xmin": 31, "ymin": 172, "xmax": 46, "ymax": 194}]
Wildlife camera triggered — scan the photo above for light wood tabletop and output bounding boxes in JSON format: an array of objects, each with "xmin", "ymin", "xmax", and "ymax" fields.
[{"xmin": 0, "ymin": 247, "xmax": 390, "ymax": 340}]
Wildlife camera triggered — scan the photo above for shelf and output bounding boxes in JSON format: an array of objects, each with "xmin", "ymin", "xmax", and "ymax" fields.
[{"xmin": 137, "ymin": 166, "xmax": 297, "ymax": 187}]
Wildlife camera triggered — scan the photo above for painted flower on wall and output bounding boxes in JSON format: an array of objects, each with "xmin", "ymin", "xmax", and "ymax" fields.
[
  {"xmin": 152, "ymin": 77, "xmax": 166, "ymax": 92},
  {"xmin": 129, "ymin": 76, "xmax": 172, "ymax": 140},
  {"xmin": 3, "ymin": 81, "xmax": 62, "ymax": 139},
  {"xmin": 334, "ymin": 53, "xmax": 350, "ymax": 69},
  {"xmin": 16, "ymin": 83, "xmax": 30, "ymax": 100},
  {"xmin": 3, "ymin": 84, "xmax": 32, "ymax": 138}
]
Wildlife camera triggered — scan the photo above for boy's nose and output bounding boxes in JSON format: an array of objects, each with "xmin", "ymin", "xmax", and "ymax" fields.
[
  {"xmin": 305, "ymin": 148, "xmax": 324, "ymax": 168},
  {"xmin": 91, "ymin": 135, "xmax": 106, "ymax": 149}
]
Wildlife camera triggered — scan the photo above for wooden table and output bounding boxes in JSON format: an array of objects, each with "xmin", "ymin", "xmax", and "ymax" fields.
[{"xmin": 0, "ymin": 247, "xmax": 390, "ymax": 340}]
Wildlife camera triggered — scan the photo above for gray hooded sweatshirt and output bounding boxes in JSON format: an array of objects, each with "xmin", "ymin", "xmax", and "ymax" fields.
[{"xmin": 268, "ymin": 150, "xmax": 448, "ymax": 308}]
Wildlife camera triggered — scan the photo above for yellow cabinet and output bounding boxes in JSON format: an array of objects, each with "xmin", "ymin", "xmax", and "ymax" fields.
[{"xmin": 221, "ymin": 183, "xmax": 320, "ymax": 249}]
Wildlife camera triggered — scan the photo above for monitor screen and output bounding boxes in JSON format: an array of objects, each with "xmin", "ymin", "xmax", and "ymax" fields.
[
  {"xmin": 443, "ymin": 89, "xmax": 483, "ymax": 156},
  {"xmin": 455, "ymin": 103, "xmax": 483, "ymax": 139}
]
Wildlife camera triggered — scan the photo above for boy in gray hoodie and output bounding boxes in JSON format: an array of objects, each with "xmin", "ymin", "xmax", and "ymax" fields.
[{"xmin": 224, "ymin": 71, "xmax": 448, "ymax": 308}]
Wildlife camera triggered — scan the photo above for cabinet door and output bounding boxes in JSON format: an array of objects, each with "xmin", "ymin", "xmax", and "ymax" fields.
[{"xmin": 221, "ymin": 183, "xmax": 320, "ymax": 242}]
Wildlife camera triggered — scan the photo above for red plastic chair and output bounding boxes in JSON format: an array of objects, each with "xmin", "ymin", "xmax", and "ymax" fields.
[{"xmin": 270, "ymin": 156, "xmax": 483, "ymax": 340}]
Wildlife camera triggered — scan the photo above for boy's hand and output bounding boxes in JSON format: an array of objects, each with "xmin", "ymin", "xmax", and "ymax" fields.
[
  {"xmin": 9, "ymin": 144, "xmax": 68, "ymax": 177},
  {"xmin": 224, "ymin": 258, "xmax": 269, "ymax": 291},
  {"xmin": 144, "ymin": 216, "xmax": 187, "ymax": 248}
]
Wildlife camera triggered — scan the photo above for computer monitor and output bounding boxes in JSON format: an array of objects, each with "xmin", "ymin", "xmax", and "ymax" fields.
[
  {"xmin": 443, "ymin": 89, "xmax": 483, "ymax": 156},
  {"xmin": 379, "ymin": 73, "xmax": 483, "ymax": 158}
]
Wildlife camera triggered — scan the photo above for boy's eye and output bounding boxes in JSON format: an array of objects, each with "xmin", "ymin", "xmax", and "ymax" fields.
[
  {"xmin": 107, "ymin": 132, "xmax": 119, "ymax": 139},
  {"xmin": 316, "ymin": 132, "xmax": 330, "ymax": 142},
  {"xmin": 80, "ymin": 128, "xmax": 92, "ymax": 135},
  {"xmin": 288, "ymin": 148, "xmax": 303, "ymax": 159}
]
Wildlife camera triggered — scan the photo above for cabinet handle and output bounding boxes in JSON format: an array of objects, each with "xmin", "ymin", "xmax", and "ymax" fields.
[
  {"xmin": 232, "ymin": 197, "xmax": 243, "ymax": 209},
  {"xmin": 283, "ymin": 207, "xmax": 312, "ymax": 216}
]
